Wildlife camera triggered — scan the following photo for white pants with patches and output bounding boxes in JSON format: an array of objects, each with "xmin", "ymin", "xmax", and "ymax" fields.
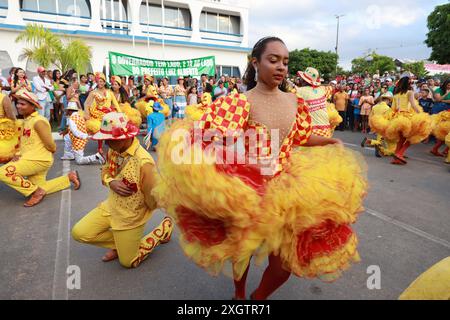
[{"xmin": 63, "ymin": 134, "xmax": 103, "ymax": 165}]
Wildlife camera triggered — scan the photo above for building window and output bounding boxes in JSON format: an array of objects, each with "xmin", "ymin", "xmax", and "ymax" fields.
[
  {"xmin": 200, "ymin": 11, "xmax": 240, "ymax": 35},
  {"xmin": 59, "ymin": 0, "xmax": 91, "ymax": 17},
  {"xmin": 0, "ymin": 0, "xmax": 8, "ymax": 9},
  {"xmin": 20, "ymin": 0, "xmax": 91, "ymax": 17},
  {"xmin": 140, "ymin": 1, "xmax": 191, "ymax": 29},
  {"xmin": 216, "ymin": 65, "xmax": 241, "ymax": 78},
  {"xmin": 101, "ymin": 0, "xmax": 128, "ymax": 22},
  {"xmin": 100, "ymin": 0, "xmax": 128, "ymax": 34}
]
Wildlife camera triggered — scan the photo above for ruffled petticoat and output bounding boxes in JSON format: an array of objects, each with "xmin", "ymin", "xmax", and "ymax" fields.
[
  {"xmin": 120, "ymin": 102, "xmax": 142, "ymax": 128},
  {"xmin": 327, "ymin": 102, "xmax": 343, "ymax": 134},
  {"xmin": 136, "ymin": 99, "xmax": 170, "ymax": 120},
  {"xmin": 383, "ymin": 111, "xmax": 432, "ymax": 144},
  {"xmin": 431, "ymin": 110, "xmax": 450, "ymax": 141}
]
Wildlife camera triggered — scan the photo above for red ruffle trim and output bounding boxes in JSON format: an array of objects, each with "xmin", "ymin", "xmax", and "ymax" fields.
[
  {"xmin": 216, "ymin": 163, "xmax": 266, "ymax": 196},
  {"xmin": 176, "ymin": 206, "xmax": 227, "ymax": 247},
  {"xmin": 297, "ymin": 220, "xmax": 354, "ymax": 266}
]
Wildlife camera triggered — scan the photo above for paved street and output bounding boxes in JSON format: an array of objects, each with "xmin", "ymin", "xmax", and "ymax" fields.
[{"xmin": 0, "ymin": 131, "xmax": 449, "ymax": 300}]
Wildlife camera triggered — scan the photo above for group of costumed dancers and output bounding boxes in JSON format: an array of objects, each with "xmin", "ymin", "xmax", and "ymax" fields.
[
  {"xmin": 362, "ymin": 73, "xmax": 449, "ymax": 165},
  {"xmin": 0, "ymin": 36, "xmax": 448, "ymax": 300}
]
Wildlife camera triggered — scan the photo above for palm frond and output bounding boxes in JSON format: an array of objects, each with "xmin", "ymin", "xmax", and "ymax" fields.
[
  {"xmin": 59, "ymin": 39, "xmax": 92, "ymax": 74},
  {"xmin": 16, "ymin": 24, "xmax": 62, "ymax": 49},
  {"xmin": 16, "ymin": 24, "xmax": 92, "ymax": 74},
  {"xmin": 18, "ymin": 48, "xmax": 35, "ymax": 62}
]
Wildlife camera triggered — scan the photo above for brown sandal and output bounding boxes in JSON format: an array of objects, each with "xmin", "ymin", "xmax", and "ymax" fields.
[
  {"xmin": 68, "ymin": 170, "xmax": 81, "ymax": 190},
  {"xmin": 24, "ymin": 187, "xmax": 47, "ymax": 207}
]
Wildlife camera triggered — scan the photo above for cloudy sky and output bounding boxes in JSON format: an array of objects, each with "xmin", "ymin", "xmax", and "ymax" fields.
[{"xmin": 248, "ymin": 0, "xmax": 448, "ymax": 70}]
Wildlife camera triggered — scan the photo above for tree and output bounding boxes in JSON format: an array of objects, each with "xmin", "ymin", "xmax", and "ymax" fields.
[
  {"xmin": 351, "ymin": 53, "xmax": 396, "ymax": 75},
  {"xmin": 425, "ymin": 4, "xmax": 450, "ymax": 64},
  {"xmin": 16, "ymin": 24, "xmax": 92, "ymax": 74},
  {"xmin": 402, "ymin": 61, "xmax": 428, "ymax": 78},
  {"xmin": 289, "ymin": 48, "xmax": 338, "ymax": 81}
]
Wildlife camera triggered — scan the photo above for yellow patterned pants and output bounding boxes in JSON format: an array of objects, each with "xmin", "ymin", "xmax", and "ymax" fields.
[
  {"xmin": 71, "ymin": 207, "xmax": 173, "ymax": 268},
  {"xmin": 0, "ymin": 159, "xmax": 70, "ymax": 197}
]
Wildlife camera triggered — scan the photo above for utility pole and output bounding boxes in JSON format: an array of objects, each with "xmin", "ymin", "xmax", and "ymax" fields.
[
  {"xmin": 162, "ymin": 0, "xmax": 166, "ymax": 60},
  {"xmin": 335, "ymin": 14, "xmax": 345, "ymax": 74}
]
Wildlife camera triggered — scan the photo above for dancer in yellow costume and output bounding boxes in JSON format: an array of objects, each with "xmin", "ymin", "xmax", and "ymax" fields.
[
  {"xmin": 72, "ymin": 112, "xmax": 173, "ymax": 268},
  {"xmin": 361, "ymin": 92, "xmax": 397, "ymax": 157},
  {"xmin": 383, "ymin": 74, "xmax": 432, "ymax": 165},
  {"xmin": 296, "ymin": 67, "xmax": 332, "ymax": 138},
  {"xmin": 110, "ymin": 76, "xmax": 142, "ymax": 127},
  {"xmin": 0, "ymin": 89, "xmax": 80, "ymax": 207},
  {"xmin": 84, "ymin": 72, "xmax": 122, "ymax": 153},
  {"xmin": 154, "ymin": 37, "xmax": 367, "ymax": 300},
  {"xmin": 399, "ymin": 257, "xmax": 450, "ymax": 300},
  {"xmin": 84, "ymin": 73, "xmax": 122, "ymax": 135},
  {"xmin": 135, "ymin": 75, "xmax": 170, "ymax": 120},
  {"xmin": 429, "ymin": 110, "xmax": 450, "ymax": 159},
  {"xmin": 185, "ymin": 86, "xmax": 213, "ymax": 121},
  {"xmin": 0, "ymin": 89, "xmax": 20, "ymax": 163}
]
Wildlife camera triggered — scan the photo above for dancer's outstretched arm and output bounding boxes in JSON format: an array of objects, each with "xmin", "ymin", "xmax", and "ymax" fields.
[{"xmin": 304, "ymin": 135, "xmax": 343, "ymax": 147}]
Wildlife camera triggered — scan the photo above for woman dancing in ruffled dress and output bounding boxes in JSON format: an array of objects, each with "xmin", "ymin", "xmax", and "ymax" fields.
[{"xmin": 154, "ymin": 37, "xmax": 368, "ymax": 300}]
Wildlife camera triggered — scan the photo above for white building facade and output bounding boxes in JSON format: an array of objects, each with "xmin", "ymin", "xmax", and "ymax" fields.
[{"xmin": 0, "ymin": 0, "xmax": 250, "ymax": 79}]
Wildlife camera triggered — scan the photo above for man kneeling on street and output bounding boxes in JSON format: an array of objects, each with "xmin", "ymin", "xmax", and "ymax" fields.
[
  {"xmin": 61, "ymin": 104, "xmax": 105, "ymax": 165},
  {"xmin": 71, "ymin": 112, "xmax": 173, "ymax": 268}
]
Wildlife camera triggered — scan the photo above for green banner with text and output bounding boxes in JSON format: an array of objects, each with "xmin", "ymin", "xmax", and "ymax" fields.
[{"xmin": 109, "ymin": 52, "xmax": 216, "ymax": 77}]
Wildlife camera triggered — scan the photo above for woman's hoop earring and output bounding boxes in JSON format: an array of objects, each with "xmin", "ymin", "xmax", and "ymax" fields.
[{"xmin": 255, "ymin": 68, "xmax": 258, "ymax": 82}]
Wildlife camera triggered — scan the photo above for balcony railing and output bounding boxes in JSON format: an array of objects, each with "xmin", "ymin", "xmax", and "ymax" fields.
[{"xmin": 101, "ymin": 18, "xmax": 130, "ymax": 35}]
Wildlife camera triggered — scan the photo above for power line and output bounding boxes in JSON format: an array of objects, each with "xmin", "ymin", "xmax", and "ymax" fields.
[{"xmin": 370, "ymin": 43, "xmax": 425, "ymax": 51}]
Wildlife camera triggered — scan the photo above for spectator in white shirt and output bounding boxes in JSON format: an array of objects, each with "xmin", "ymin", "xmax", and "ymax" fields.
[{"xmin": 32, "ymin": 66, "xmax": 54, "ymax": 120}]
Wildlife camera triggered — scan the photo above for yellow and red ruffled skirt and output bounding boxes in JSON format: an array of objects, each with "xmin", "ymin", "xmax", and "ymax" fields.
[
  {"xmin": 86, "ymin": 106, "xmax": 110, "ymax": 135},
  {"xmin": 153, "ymin": 119, "xmax": 368, "ymax": 281},
  {"xmin": 0, "ymin": 118, "xmax": 22, "ymax": 163},
  {"xmin": 186, "ymin": 104, "xmax": 208, "ymax": 121},
  {"xmin": 120, "ymin": 102, "xmax": 142, "ymax": 128},
  {"xmin": 327, "ymin": 103, "xmax": 343, "ymax": 134},
  {"xmin": 136, "ymin": 98, "xmax": 170, "ymax": 120},
  {"xmin": 384, "ymin": 111, "xmax": 432, "ymax": 144},
  {"xmin": 431, "ymin": 110, "xmax": 450, "ymax": 142}
]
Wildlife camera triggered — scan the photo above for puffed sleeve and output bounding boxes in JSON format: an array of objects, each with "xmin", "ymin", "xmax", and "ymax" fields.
[
  {"xmin": 199, "ymin": 93, "xmax": 250, "ymax": 139},
  {"xmin": 292, "ymin": 97, "xmax": 312, "ymax": 147}
]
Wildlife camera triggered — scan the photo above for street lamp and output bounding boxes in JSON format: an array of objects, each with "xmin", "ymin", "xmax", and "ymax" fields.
[{"xmin": 335, "ymin": 14, "xmax": 345, "ymax": 74}]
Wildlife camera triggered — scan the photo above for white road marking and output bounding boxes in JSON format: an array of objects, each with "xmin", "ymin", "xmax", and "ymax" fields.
[
  {"xmin": 365, "ymin": 208, "xmax": 450, "ymax": 249},
  {"xmin": 52, "ymin": 160, "xmax": 72, "ymax": 300}
]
